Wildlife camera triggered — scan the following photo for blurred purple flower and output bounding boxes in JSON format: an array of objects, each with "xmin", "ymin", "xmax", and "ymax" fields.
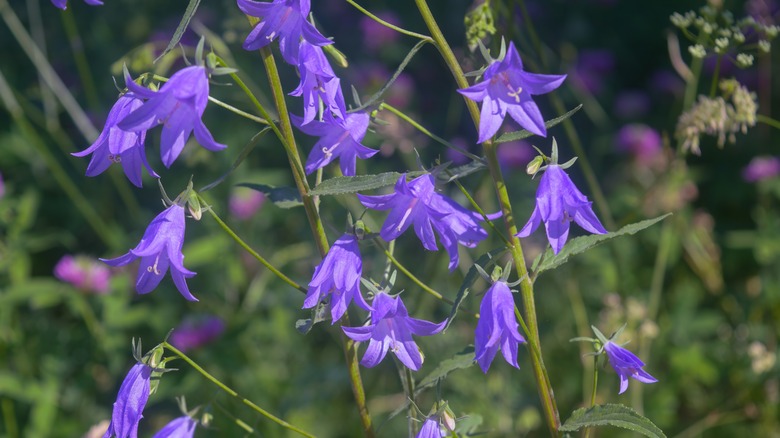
[
  {"xmin": 359, "ymin": 11, "xmax": 401, "ymax": 50},
  {"xmin": 743, "ymin": 156, "xmax": 780, "ymax": 182},
  {"xmin": 444, "ymin": 138, "xmax": 472, "ymax": 166},
  {"xmin": 615, "ymin": 124, "xmax": 662, "ymax": 163},
  {"xmin": 746, "ymin": 0, "xmax": 779, "ymax": 25},
  {"xmin": 342, "ymin": 292, "xmax": 445, "ymax": 371},
  {"xmin": 497, "ymin": 139, "xmax": 534, "ymax": 171},
  {"xmin": 72, "ymin": 93, "xmax": 158, "ymax": 187},
  {"xmin": 604, "ymin": 341, "xmax": 658, "ymax": 394},
  {"xmin": 120, "ymin": 66, "xmax": 226, "ymax": 168},
  {"xmin": 229, "ymin": 188, "xmax": 266, "ymax": 220},
  {"xmin": 151, "ymin": 415, "xmax": 197, "ymax": 438},
  {"xmin": 517, "ymin": 164, "xmax": 607, "ymax": 254},
  {"xmin": 351, "ymin": 63, "xmax": 415, "ymax": 108},
  {"xmin": 459, "ymin": 41, "xmax": 566, "ymax": 142},
  {"xmin": 0, "ymin": 172, "xmax": 5, "ymax": 198},
  {"xmin": 291, "ymin": 111, "xmax": 377, "ymax": 176},
  {"xmin": 101, "ymin": 204, "xmax": 198, "ymax": 301},
  {"xmin": 358, "ymin": 174, "xmax": 498, "ymax": 271},
  {"xmin": 613, "ymin": 90, "xmax": 651, "ymax": 120},
  {"xmin": 51, "ymin": 0, "xmax": 102, "ymax": 10},
  {"xmin": 570, "ymin": 49, "xmax": 615, "ymax": 95},
  {"xmin": 304, "ymin": 233, "xmax": 370, "ymax": 322},
  {"xmin": 290, "ymin": 40, "xmax": 347, "ymax": 125},
  {"xmin": 54, "ymin": 255, "xmax": 111, "ymax": 294},
  {"xmin": 170, "ymin": 316, "xmax": 226, "ymax": 352},
  {"xmin": 103, "ymin": 362, "xmax": 152, "ymax": 438},
  {"xmin": 237, "ymin": 0, "xmax": 331, "ymax": 64},
  {"xmin": 416, "ymin": 416, "xmax": 446, "ymax": 438},
  {"xmin": 474, "ymin": 280, "xmax": 525, "ymax": 373},
  {"xmin": 649, "ymin": 70, "xmax": 684, "ymax": 97}
]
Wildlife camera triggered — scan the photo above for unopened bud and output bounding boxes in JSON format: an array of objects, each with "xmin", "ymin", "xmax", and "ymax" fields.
[{"xmin": 526, "ymin": 155, "xmax": 544, "ymax": 175}]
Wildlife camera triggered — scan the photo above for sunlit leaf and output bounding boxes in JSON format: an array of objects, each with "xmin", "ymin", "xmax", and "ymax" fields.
[{"xmin": 560, "ymin": 404, "xmax": 666, "ymax": 438}]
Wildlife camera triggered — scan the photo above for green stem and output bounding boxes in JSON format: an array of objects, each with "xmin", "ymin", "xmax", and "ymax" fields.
[
  {"xmin": 757, "ymin": 114, "xmax": 780, "ymax": 130},
  {"xmin": 682, "ymin": 33, "xmax": 708, "ymax": 112},
  {"xmin": 584, "ymin": 357, "xmax": 599, "ymax": 438},
  {"xmin": 198, "ymin": 194, "xmax": 306, "ymax": 294},
  {"xmin": 61, "ymin": 8, "xmax": 99, "ymax": 109},
  {"xmin": 163, "ymin": 342, "xmax": 315, "ymax": 438},
  {"xmin": 401, "ymin": 364, "xmax": 418, "ymax": 437},
  {"xmin": 709, "ymin": 56, "xmax": 721, "ymax": 98},
  {"xmin": 345, "ymin": 0, "xmax": 434, "ymax": 43},
  {"xmin": 413, "ymin": 1, "xmax": 559, "ymax": 434},
  {"xmin": 1, "ymin": 398, "xmax": 18, "ymax": 438}
]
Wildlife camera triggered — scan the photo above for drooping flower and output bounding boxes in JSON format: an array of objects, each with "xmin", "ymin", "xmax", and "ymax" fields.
[
  {"xmin": 101, "ymin": 204, "xmax": 198, "ymax": 301},
  {"xmin": 416, "ymin": 416, "xmax": 447, "ymax": 438},
  {"xmin": 358, "ymin": 174, "xmax": 498, "ymax": 271},
  {"xmin": 291, "ymin": 111, "xmax": 377, "ymax": 176},
  {"xmin": 742, "ymin": 156, "xmax": 780, "ymax": 182},
  {"xmin": 51, "ymin": 0, "xmax": 103, "ymax": 10},
  {"xmin": 603, "ymin": 341, "xmax": 658, "ymax": 394},
  {"xmin": 304, "ymin": 233, "xmax": 370, "ymax": 322},
  {"xmin": 54, "ymin": 255, "xmax": 111, "ymax": 294},
  {"xmin": 169, "ymin": 316, "xmax": 226, "ymax": 352},
  {"xmin": 72, "ymin": 93, "xmax": 158, "ymax": 187},
  {"xmin": 290, "ymin": 40, "xmax": 347, "ymax": 125},
  {"xmin": 474, "ymin": 280, "xmax": 526, "ymax": 373},
  {"xmin": 342, "ymin": 292, "xmax": 445, "ymax": 371},
  {"xmin": 458, "ymin": 41, "xmax": 566, "ymax": 143},
  {"xmin": 103, "ymin": 362, "xmax": 152, "ymax": 438},
  {"xmin": 237, "ymin": 0, "xmax": 332, "ymax": 64},
  {"xmin": 151, "ymin": 415, "xmax": 198, "ymax": 438},
  {"xmin": 516, "ymin": 146, "xmax": 606, "ymax": 254},
  {"xmin": 119, "ymin": 66, "xmax": 226, "ymax": 168}
]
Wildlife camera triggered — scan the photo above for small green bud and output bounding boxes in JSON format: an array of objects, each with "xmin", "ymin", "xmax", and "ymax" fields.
[
  {"xmin": 323, "ymin": 44, "xmax": 348, "ymax": 68},
  {"xmin": 354, "ymin": 219, "xmax": 367, "ymax": 240},
  {"xmin": 490, "ymin": 265, "xmax": 502, "ymax": 282},
  {"xmin": 526, "ymin": 155, "xmax": 544, "ymax": 175}
]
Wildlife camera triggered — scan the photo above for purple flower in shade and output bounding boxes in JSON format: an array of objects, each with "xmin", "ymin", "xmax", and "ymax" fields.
[
  {"xmin": 151, "ymin": 415, "xmax": 197, "ymax": 438},
  {"xmin": 119, "ymin": 66, "xmax": 226, "ymax": 168},
  {"xmin": 51, "ymin": 0, "xmax": 102, "ymax": 10},
  {"xmin": 291, "ymin": 112, "xmax": 377, "ymax": 176},
  {"xmin": 613, "ymin": 90, "xmax": 651, "ymax": 120},
  {"xmin": 742, "ymin": 156, "xmax": 780, "ymax": 182},
  {"xmin": 54, "ymin": 255, "xmax": 111, "ymax": 294},
  {"xmin": 570, "ymin": 49, "xmax": 615, "ymax": 95},
  {"xmin": 304, "ymin": 233, "xmax": 371, "ymax": 322},
  {"xmin": 72, "ymin": 94, "xmax": 158, "ymax": 188},
  {"xmin": 603, "ymin": 341, "xmax": 658, "ymax": 394},
  {"xmin": 103, "ymin": 362, "xmax": 152, "ymax": 438},
  {"xmin": 237, "ymin": 0, "xmax": 332, "ymax": 64},
  {"xmin": 290, "ymin": 41, "xmax": 347, "ymax": 125},
  {"xmin": 516, "ymin": 145, "xmax": 607, "ymax": 254},
  {"xmin": 101, "ymin": 204, "xmax": 198, "ymax": 301},
  {"xmin": 474, "ymin": 280, "xmax": 525, "ymax": 373},
  {"xmin": 169, "ymin": 316, "xmax": 226, "ymax": 352},
  {"xmin": 416, "ymin": 416, "xmax": 446, "ymax": 438},
  {"xmin": 229, "ymin": 188, "xmax": 266, "ymax": 220},
  {"xmin": 614, "ymin": 124, "xmax": 663, "ymax": 163},
  {"xmin": 359, "ymin": 11, "xmax": 401, "ymax": 51},
  {"xmin": 342, "ymin": 292, "xmax": 445, "ymax": 371},
  {"xmin": 0, "ymin": 172, "xmax": 4, "ymax": 198},
  {"xmin": 358, "ymin": 174, "xmax": 498, "ymax": 271},
  {"xmin": 458, "ymin": 42, "xmax": 566, "ymax": 143}
]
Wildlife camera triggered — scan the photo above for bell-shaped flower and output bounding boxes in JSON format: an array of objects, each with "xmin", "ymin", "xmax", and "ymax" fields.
[
  {"xmin": 458, "ymin": 41, "xmax": 566, "ymax": 143},
  {"xmin": 119, "ymin": 66, "xmax": 226, "ymax": 168},
  {"xmin": 474, "ymin": 280, "xmax": 526, "ymax": 373},
  {"xmin": 51, "ymin": 0, "xmax": 102, "ymax": 10},
  {"xmin": 103, "ymin": 362, "xmax": 152, "ymax": 438},
  {"xmin": 358, "ymin": 174, "xmax": 498, "ymax": 270},
  {"xmin": 101, "ymin": 204, "xmax": 198, "ymax": 301},
  {"xmin": 416, "ymin": 416, "xmax": 447, "ymax": 438},
  {"xmin": 237, "ymin": 0, "xmax": 332, "ymax": 64},
  {"xmin": 291, "ymin": 111, "xmax": 377, "ymax": 176},
  {"xmin": 342, "ymin": 292, "xmax": 445, "ymax": 371},
  {"xmin": 151, "ymin": 415, "xmax": 198, "ymax": 438},
  {"xmin": 604, "ymin": 341, "xmax": 658, "ymax": 394},
  {"xmin": 304, "ymin": 233, "xmax": 371, "ymax": 322},
  {"xmin": 72, "ymin": 93, "xmax": 158, "ymax": 188},
  {"xmin": 290, "ymin": 40, "xmax": 347, "ymax": 124}
]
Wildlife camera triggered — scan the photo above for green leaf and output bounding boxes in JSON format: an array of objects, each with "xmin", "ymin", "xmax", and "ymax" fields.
[
  {"xmin": 495, "ymin": 104, "xmax": 583, "ymax": 143},
  {"xmin": 438, "ymin": 160, "xmax": 488, "ymax": 183},
  {"xmin": 309, "ymin": 172, "xmax": 412, "ymax": 196},
  {"xmin": 532, "ymin": 214, "xmax": 671, "ymax": 275},
  {"xmin": 416, "ymin": 346, "xmax": 476, "ymax": 394},
  {"xmin": 238, "ymin": 183, "xmax": 302, "ymax": 209},
  {"xmin": 444, "ymin": 248, "xmax": 507, "ymax": 332},
  {"xmin": 560, "ymin": 404, "xmax": 666, "ymax": 438},
  {"xmin": 154, "ymin": 0, "xmax": 201, "ymax": 63}
]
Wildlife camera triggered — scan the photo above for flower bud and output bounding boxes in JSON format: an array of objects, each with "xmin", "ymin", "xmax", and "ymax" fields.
[{"xmin": 526, "ymin": 155, "xmax": 544, "ymax": 175}]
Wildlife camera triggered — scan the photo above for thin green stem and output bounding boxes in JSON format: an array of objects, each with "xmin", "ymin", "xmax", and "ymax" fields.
[
  {"xmin": 208, "ymin": 96, "xmax": 269, "ymax": 125},
  {"xmin": 757, "ymin": 114, "xmax": 780, "ymax": 130},
  {"xmin": 583, "ymin": 357, "xmax": 599, "ymax": 438},
  {"xmin": 346, "ymin": 0, "xmax": 434, "ymax": 43},
  {"xmin": 163, "ymin": 343, "xmax": 315, "ymax": 438},
  {"xmin": 709, "ymin": 56, "xmax": 721, "ymax": 98},
  {"xmin": 61, "ymin": 8, "xmax": 99, "ymax": 109},
  {"xmin": 401, "ymin": 364, "xmax": 418, "ymax": 437},
  {"xmin": 199, "ymin": 194, "xmax": 306, "ymax": 294},
  {"xmin": 683, "ymin": 33, "xmax": 709, "ymax": 112}
]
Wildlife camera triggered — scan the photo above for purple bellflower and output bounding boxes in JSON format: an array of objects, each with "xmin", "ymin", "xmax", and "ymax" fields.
[
  {"xmin": 119, "ymin": 66, "xmax": 226, "ymax": 168},
  {"xmin": 170, "ymin": 316, "xmax": 226, "ymax": 352},
  {"xmin": 151, "ymin": 415, "xmax": 197, "ymax": 438},
  {"xmin": 72, "ymin": 93, "xmax": 158, "ymax": 188},
  {"xmin": 304, "ymin": 233, "xmax": 371, "ymax": 322},
  {"xmin": 103, "ymin": 362, "xmax": 152, "ymax": 438},
  {"xmin": 475, "ymin": 279, "xmax": 526, "ymax": 373},
  {"xmin": 358, "ymin": 173, "xmax": 498, "ymax": 271},
  {"xmin": 342, "ymin": 292, "xmax": 445, "ymax": 371},
  {"xmin": 604, "ymin": 341, "xmax": 658, "ymax": 394},
  {"xmin": 101, "ymin": 203, "xmax": 198, "ymax": 301},
  {"xmin": 290, "ymin": 40, "xmax": 347, "ymax": 124},
  {"xmin": 516, "ymin": 140, "xmax": 606, "ymax": 254},
  {"xmin": 291, "ymin": 111, "xmax": 377, "ymax": 176},
  {"xmin": 237, "ymin": 0, "xmax": 332, "ymax": 64},
  {"xmin": 458, "ymin": 42, "xmax": 566, "ymax": 143},
  {"xmin": 416, "ymin": 416, "xmax": 447, "ymax": 438},
  {"xmin": 51, "ymin": 0, "xmax": 103, "ymax": 10}
]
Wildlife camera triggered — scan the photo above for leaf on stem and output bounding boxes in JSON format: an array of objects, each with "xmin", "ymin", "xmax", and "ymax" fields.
[
  {"xmin": 415, "ymin": 346, "xmax": 476, "ymax": 394},
  {"xmin": 560, "ymin": 404, "xmax": 666, "ymax": 438},
  {"xmin": 238, "ymin": 183, "xmax": 303, "ymax": 209},
  {"xmin": 494, "ymin": 104, "xmax": 583, "ymax": 143},
  {"xmin": 444, "ymin": 248, "xmax": 507, "ymax": 333},
  {"xmin": 154, "ymin": 0, "xmax": 202, "ymax": 63}
]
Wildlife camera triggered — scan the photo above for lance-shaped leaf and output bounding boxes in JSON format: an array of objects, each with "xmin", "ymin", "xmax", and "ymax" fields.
[
  {"xmin": 416, "ymin": 346, "xmax": 476, "ymax": 393},
  {"xmin": 494, "ymin": 104, "xmax": 583, "ymax": 144},
  {"xmin": 309, "ymin": 171, "xmax": 422, "ymax": 196},
  {"xmin": 560, "ymin": 404, "xmax": 666, "ymax": 438},
  {"xmin": 238, "ymin": 183, "xmax": 302, "ymax": 209},
  {"xmin": 155, "ymin": 0, "xmax": 202, "ymax": 63}
]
